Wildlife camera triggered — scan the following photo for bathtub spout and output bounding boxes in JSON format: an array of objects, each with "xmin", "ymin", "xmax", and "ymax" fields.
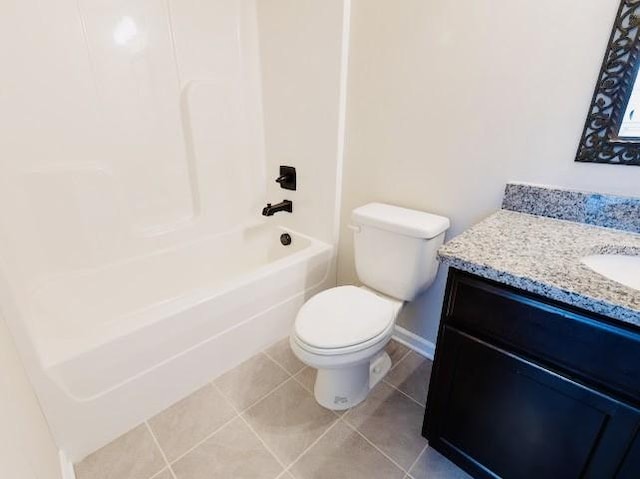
[{"xmin": 262, "ymin": 200, "xmax": 293, "ymax": 216}]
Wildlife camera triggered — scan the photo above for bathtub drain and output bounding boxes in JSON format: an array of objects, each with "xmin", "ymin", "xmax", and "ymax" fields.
[{"xmin": 280, "ymin": 233, "xmax": 292, "ymax": 246}]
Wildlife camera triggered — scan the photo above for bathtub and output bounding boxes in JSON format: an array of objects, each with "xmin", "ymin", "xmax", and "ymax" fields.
[{"xmin": 8, "ymin": 223, "xmax": 333, "ymax": 461}]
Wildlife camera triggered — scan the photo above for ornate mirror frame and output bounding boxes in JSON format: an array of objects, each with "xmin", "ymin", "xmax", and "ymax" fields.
[{"xmin": 576, "ymin": 0, "xmax": 640, "ymax": 166}]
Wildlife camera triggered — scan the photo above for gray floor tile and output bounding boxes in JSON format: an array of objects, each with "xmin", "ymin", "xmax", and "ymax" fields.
[
  {"xmin": 151, "ymin": 470, "xmax": 173, "ymax": 479},
  {"xmin": 293, "ymin": 367, "xmax": 316, "ymax": 393},
  {"xmin": 148, "ymin": 383, "xmax": 236, "ymax": 461},
  {"xmin": 74, "ymin": 347, "xmax": 441, "ymax": 479},
  {"xmin": 264, "ymin": 338, "xmax": 305, "ymax": 375},
  {"xmin": 172, "ymin": 417, "xmax": 282, "ymax": 479},
  {"xmin": 345, "ymin": 382, "xmax": 427, "ymax": 470},
  {"xmin": 75, "ymin": 424, "xmax": 165, "ymax": 479},
  {"xmin": 290, "ymin": 421, "xmax": 404, "ymax": 479},
  {"xmin": 215, "ymin": 353, "xmax": 289, "ymax": 411},
  {"xmin": 385, "ymin": 351, "xmax": 433, "ymax": 405},
  {"xmin": 386, "ymin": 339, "xmax": 410, "ymax": 368},
  {"xmin": 409, "ymin": 446, "xmax": 472, "ymax": 479},
  {"xmin": 243, "ymin": 379, "xmax": 338, "ymax": 466}
]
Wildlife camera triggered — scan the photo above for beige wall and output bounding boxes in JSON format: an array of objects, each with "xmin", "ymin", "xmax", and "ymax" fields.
[
  {"xmin": 338, "ymin": 0, "xmax": 640, "ymax": 343},
  {"xmin": 0, "ymin": 314, "xmax": 60, "ymax": 479}
]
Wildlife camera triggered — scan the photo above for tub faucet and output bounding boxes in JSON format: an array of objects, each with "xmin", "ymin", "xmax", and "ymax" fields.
[{"xmin": 262, "ymin": 200, "xmax": 293, "ymax": 216}]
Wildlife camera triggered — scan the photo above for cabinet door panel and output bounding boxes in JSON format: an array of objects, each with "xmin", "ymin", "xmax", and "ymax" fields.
[
  {"xmin": 426, "ymin": 327, "xmax": 640, "ymax": 479},
  {"xmin": 446, "ymin": 272, "xmax": 640, "ymax": 404},
  {"xmin": 617, "ymin": 430, "xmax": 640, "ymax": 479}
]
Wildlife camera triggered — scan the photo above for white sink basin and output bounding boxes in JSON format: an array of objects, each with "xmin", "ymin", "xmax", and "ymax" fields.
[{"xmin": 581, "ymin": 254, "xmax": 640, "ymax": 291}]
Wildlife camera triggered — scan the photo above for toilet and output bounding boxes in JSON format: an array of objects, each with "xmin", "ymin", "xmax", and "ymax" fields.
[{"xmin": 290, "ymin": 202, "xmax": 450, "ymax": 410}]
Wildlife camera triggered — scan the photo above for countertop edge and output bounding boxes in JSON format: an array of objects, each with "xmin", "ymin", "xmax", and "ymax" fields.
[{"xmin": 438, "ymin": 253, "xmax": 640, "ymax": 327}]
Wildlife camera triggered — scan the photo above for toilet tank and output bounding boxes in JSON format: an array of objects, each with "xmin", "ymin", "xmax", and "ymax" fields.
[{"xmin": 352, "ymin": 203, "xmax": 450, "ymax": 301}]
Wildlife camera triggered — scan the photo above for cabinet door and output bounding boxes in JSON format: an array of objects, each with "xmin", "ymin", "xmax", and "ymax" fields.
[
  {"xmin": 617, "ymin": 430, "xmax": 640, "ymax": 479},
  {"xmin": 425, "ymin": 327, "xmax": 640, "ymax": 479}
]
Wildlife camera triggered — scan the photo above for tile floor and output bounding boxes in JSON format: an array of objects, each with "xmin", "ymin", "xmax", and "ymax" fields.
[{"xmin": 75, "ymin": 339, "xmax": 471, "ymax": 479}]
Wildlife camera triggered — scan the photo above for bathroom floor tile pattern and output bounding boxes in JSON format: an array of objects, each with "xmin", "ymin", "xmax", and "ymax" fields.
[{"xmin": 75, "ymin": 339, "xmax": 471, "ymax": 479}]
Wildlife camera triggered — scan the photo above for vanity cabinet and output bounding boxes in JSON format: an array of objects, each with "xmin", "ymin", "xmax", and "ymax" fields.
[{"xmin": 424, "ymin": 269, "xmax": 640, "ymax": 479}]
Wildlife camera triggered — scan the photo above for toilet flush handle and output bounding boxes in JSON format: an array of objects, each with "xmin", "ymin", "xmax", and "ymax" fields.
[{"xmin": 348, "ymin": 224, "xmax": 361, "ymax": 233}]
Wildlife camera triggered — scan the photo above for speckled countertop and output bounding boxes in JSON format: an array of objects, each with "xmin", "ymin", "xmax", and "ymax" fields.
[{"xmin": 438, "ymin": 209, "xmax": 640, "ymax": 327}]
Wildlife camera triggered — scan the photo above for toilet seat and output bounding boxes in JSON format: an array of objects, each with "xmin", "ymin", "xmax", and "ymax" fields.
[
  {"xmin": 292, "ymin": 320, "xmax": 395, "ymax": 357},
  {"xmin": 294, "ymin": 286, "xmax": 398, "ymax": 352}
]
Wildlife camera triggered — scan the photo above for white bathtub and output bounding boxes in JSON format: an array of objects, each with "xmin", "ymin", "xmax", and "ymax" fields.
[{"xmin": 12, "ymin": 223, "xmax": 333, "ymax": 461}]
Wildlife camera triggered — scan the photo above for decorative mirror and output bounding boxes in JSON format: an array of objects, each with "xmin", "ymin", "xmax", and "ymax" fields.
[{"xmin": 576, "ymin": 0, "xmax": 640, "ymax": 166}]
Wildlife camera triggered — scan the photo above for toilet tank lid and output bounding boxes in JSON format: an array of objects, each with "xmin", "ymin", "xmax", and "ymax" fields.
[{"xmin": 352, "ymin": 203, "xmax": 450, "ymax": 239}]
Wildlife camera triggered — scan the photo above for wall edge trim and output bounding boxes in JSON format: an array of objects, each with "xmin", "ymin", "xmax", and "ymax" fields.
[
  {"xmin": 392, "ymin": 325, "xmax": 435, "ymax": 360},
  {"xmin": 59, "ymin": 450, "xmax": 76, "ymax": 479}
]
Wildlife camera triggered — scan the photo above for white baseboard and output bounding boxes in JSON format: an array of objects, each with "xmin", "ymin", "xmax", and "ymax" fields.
[
  {"xmin": 392, "ymin": 325, "xmax": 435, "ymax": 360},
  {"xmin": 59, "ymin": 450, "xmax": 76, "ymax": 479}
]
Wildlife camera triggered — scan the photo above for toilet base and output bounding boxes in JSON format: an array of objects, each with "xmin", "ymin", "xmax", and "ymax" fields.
[{"xmin": 314, "ymin": 351, "xmax": 391, "ymax": 410}]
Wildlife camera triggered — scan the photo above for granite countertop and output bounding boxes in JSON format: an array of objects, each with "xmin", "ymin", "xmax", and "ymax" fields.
[{"xmin": 438, "ymin": 209, "xmax": 640, "ymax": 327}]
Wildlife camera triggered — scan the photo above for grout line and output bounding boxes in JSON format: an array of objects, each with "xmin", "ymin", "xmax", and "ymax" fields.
[
  {"xmin": 263, "ymin": 350, "xmax": 303, "ymax": 379},
  {"xmin": 219, "ymin": 375, "xmax": 296, "ymax": 416},
  {"xmin": 142, "ymin": 344, "xmax": 423, "ymax": 479},
  {"xmin": 382, "ymin": 379, "xmax": 426, "ymax": 408},
  {"xmin": 291, "ymin": 368, "xmax": 313, "ymax": 393},
  {"xmin": 261, "ymin": 340, "xmax": 301, "ymax": 377},
  {"xmin": 146, "ymin": 355, "xmax": 312, "ymax": 475},
  {"xmin": 242, "ymin": 376, "xmax": 342, "ymax": 478},
  {"xmin": 281, "ymin": 417, "xmax": 342, "ymax": 475},
  {"xmin": 149, "ymin": 344, "xmax": 418, "ymax": 478},
  {"xmin": 149, "ymin": 468, "xmax": 172, "ymax": 479},
  {"xmin": 230, "ymin": 375, "xmax": 342, "ymax": 475},
  {"xmin": 339, "ymin": 418, "xmax": 411, "ymax": 474},
  {"xmin": 145, "ymin": 422, "xmax": 178, "ymax": 479},
  {"xmin": 405, "ymin": 442, "xmax": 429, "ymax": 479},
  {"xmin": 163, "ymin": 412, "xmax": 239, "ymax": 466},
  {"xmin": 263, "ymin": 349, "xmax": 291, "ymax": 372},
  {"xmin": 211, "ymin": 378, "xmax": 297, "ymax": 471},
  {"xmin": 237, "ymin": 413, "xmax": 289, "ymax": 473},
  {"xmin": 339, "ymin": 405, "xmax": 352, "ymax": 419},
  {"xmin": 390, "ymin": 348, "xmax": 412, "ymax": 371}
]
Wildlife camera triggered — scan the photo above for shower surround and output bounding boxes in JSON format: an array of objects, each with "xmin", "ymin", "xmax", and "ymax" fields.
[{"xmin": 0, "ymin": 0, "xmax": 348, "ymax": 462}]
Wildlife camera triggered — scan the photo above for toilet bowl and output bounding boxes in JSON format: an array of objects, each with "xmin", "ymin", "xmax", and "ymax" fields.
[
  {"xmin": 291, "ymin": 203, "xmax": 450, "ymax": 410},
  {"xmin": 290, "ymin": 285, "xmax": 402, "ymax": 409}
]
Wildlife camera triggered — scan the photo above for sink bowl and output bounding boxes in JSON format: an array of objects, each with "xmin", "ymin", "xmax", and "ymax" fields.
[{"xmin": 581, "ymin": 254, "xmax": 640, "ymax": 291}]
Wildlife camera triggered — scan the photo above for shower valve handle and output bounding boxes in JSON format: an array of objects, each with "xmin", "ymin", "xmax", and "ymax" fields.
[{"xmin": 275, "ymin": 166, "xmax": 296, "ymax": 191}]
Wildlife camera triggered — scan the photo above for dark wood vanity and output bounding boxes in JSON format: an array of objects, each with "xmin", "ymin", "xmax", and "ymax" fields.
[{"xmin": 423, "ymin": 269, "xmax": 640, "ymax": 479}]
